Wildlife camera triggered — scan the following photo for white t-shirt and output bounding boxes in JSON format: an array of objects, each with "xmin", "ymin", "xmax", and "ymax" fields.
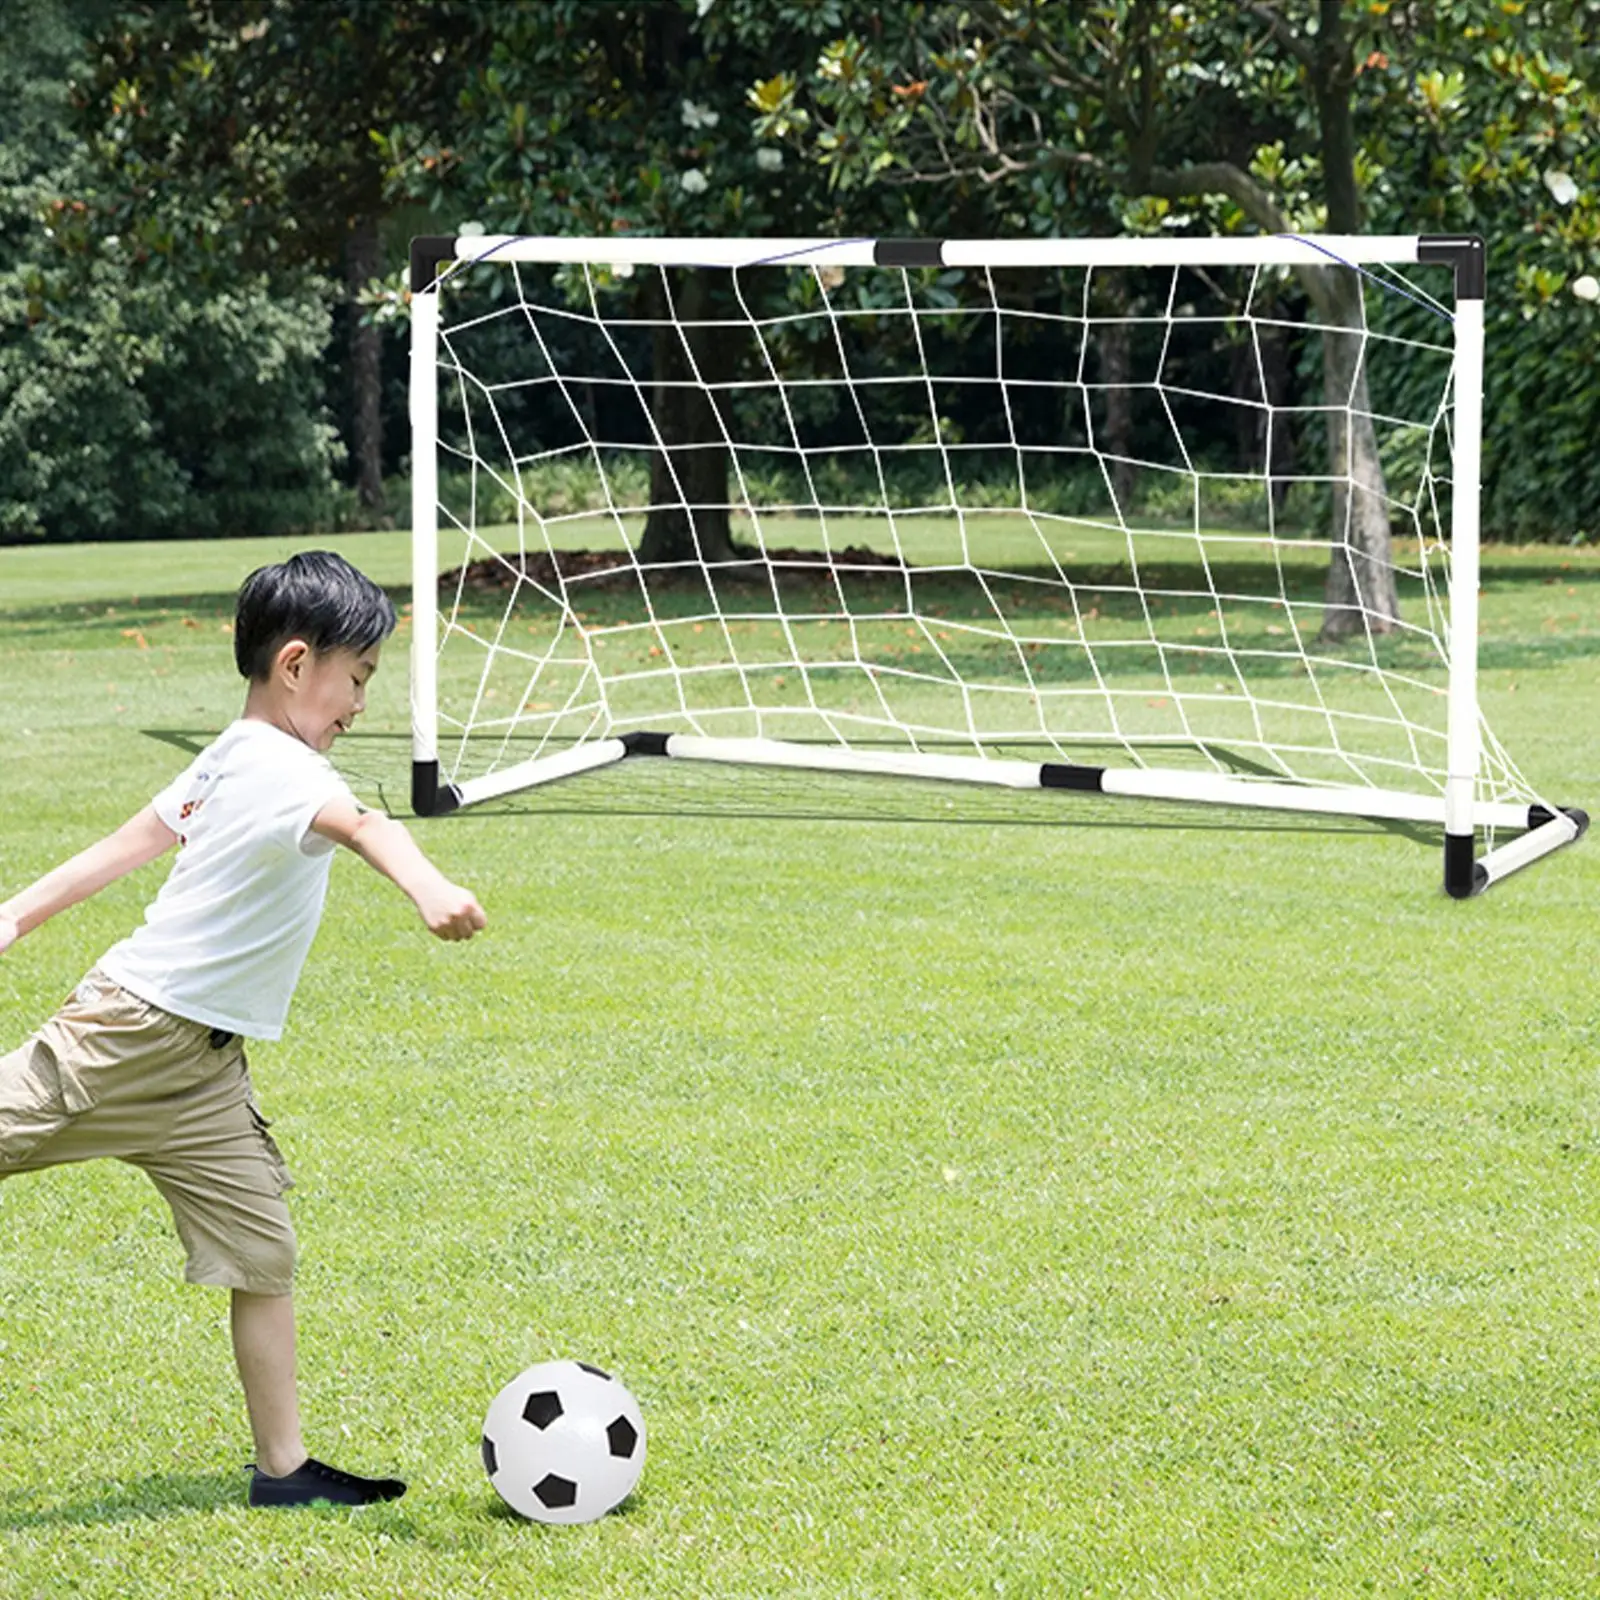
[{"xmin": 99, "ymin": 720, "xmax": 358, "ymax": 1040}]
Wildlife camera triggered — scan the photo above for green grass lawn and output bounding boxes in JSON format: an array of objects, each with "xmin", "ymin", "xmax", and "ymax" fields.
[{"xmin": 1, "ymin": 530, "xmax": 1597, "ymax": 1598}]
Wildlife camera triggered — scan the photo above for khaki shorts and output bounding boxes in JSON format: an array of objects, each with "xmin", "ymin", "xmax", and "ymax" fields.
[{"xmin": 0, "ymin": 968, "xmax": 297, "ymax": 1295}]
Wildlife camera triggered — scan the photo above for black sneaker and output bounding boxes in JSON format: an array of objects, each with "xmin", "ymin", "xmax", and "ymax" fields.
[{"xmin": 248, "ymin": 1456, "xmax": 407, "ymax": 1508}]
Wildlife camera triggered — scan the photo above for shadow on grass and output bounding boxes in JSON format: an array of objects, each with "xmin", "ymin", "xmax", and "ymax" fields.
[
  {"xmin": 10, "ymin": 560, "xmax": 1596, "ymax": 686},
  {"xmin": 3, "ymin": 556, "xmax": 1593, "ymax": 628},
  {"xmin": 0, "ymin": 581, "xmax": 410, "ymax": 633},
  {"xmin": 0, "ymin": 1470, "xmax": 429, "ymax": 1533},
  {"xmin": 483, "ymin": 1487, "xmax": 646, "ymax": 1525},
  {"xmin": 0, "ymin": 1470, "xmax": 243, "ymax": 1528},
  {"xmin": 460, "ymin": 788, "xmax": 1437, "ymax": 846}
]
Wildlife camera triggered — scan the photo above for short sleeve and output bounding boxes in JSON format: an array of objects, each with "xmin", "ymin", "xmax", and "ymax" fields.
[
  {"xmin": 150, "ymin": 760, "xmax": 201, "ymax": 833},
  {"xmin": 274, "ymin": 758, "xmax": 360, "ymax": 857}
]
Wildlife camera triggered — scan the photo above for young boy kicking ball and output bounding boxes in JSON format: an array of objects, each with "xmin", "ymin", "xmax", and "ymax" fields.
[{"xmin": 0, "ymin": 551, "xmax": 485, "ymax": 1508}]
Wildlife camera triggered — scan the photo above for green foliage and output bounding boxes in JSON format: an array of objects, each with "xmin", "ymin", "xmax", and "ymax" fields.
[
  {"xmin": 374, "ymin": 1, "xmax": 860, "ymax": 239},
  {"xmin": 12, "ymin": 0, "xmax": 1597, "ymax": 546},
  {"xmin": 76, "ymin": 0, "xmax": 487, "ymax": 265},
  {"xmin": 1357, "ymin": 1, "xmax": 1600, "ymax": 538},
  {"xmin": 0, "ymin": 0, "xmax": 351, "ymax": 543},
  {"xmin": 1483, "ymin": 269, "xmax": 1600, "ymax": 543},
  {"xmin": 0, "ymin": 230, "xmax": 348, "ymax": 545},
  {"xmin": 760, "ymin": 0, "xmax": 1600, "ymax": 542},
  {"xmin": 442, "ymin": 445, "xmax": 1330, "ymax": 539}
]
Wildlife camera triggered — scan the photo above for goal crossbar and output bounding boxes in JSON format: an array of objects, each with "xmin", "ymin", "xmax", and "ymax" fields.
[{"xmin": 414, "ymin": 233, "xmax": 1446, "ymax": 276}]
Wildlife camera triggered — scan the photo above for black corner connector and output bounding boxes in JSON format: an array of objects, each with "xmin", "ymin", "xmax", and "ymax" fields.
[
  {"xmin": 410, "ymin": 235, "xmax": 458, "ymax": 295},
  {"xmin": 1443, "ymin": 831, "xmax": 1486, "ymax": 899},
  {"xmin": 1418, "ymin": 235, "xmax": 1485, "ymax": 301},
  {"xmin": 411, "ymin": 760, "xmax": 462, "ymax": 817},
  {"xmin": 620, "ymin": 731, "xmax": 672, "ymax": 758},
  {"xmin": 1529, "ymin": 803, "xmax": 1590, "ymax": 839}
]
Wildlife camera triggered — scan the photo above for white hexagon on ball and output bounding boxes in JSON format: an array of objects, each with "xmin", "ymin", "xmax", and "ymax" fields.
[{"xmin": 481, "ymin": 1359, "xmax": 646, "ymax": 1524}]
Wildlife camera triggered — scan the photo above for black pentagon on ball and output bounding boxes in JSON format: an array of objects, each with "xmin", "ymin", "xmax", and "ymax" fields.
[
  {"xmin": 481, "ymin": 1433, "xmax": 499, "ymax": 1476},
  {"xmin": 577, "ymin": 1361, "xmax": 612, "ymax": 1380},
  {"xmin": 606, "ymin": 1416, "xmax": 639, "ymax": 1458},
  {"xmin": 522, "ymin": 1389, "xmax": 563, "ymax": 1429},
  {"xmin": 534, "ymin": 1473, "xmax": 578, "ymax": 1510}
]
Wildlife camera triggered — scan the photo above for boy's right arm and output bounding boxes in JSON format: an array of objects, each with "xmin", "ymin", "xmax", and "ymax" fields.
[
  {"xmin": 0, "ymin": 805, "xmax": 179, "ymax": 954},
  {"xmin": 310, "ymin": 799, "xmax": 486, "ymax": 941}
]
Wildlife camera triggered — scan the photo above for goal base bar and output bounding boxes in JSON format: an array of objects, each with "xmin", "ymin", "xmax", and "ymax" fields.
[
  {"xmin": 413, "ymin": 741, "xmax": 632, "ymax": 816},
  {"xmin": 412, "ymin": 735, "xmax": 1586, "ymax": 893},
  {"xmin": 1450, "ymin": 806, "xmax": 1589, "ymax": 898}
]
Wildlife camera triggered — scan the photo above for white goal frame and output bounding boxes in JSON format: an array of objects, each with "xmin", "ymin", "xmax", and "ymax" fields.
[{"xmin": 408, "ymin": 232, "xmax": 1585, "ymax": 897}]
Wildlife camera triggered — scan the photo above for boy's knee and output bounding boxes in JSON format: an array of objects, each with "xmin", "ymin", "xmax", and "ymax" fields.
[
  {"xmin": 188, "ymin": 1252, "xmax": 296, "ymax": 1298},
  {"xmin": 228, "ymin": 1218, "xmax": 298, "ymax": 1297},
  {"xmin": 0, "ymin": 1036, "xmax": 82, "ymax": 1171},
  {"xmin": 175, "ymin": 1205, "xmax": 298, "ymax": 1297},
  {"xmin": 234, "ymin": 1237, "xmax": 297, "ymax": 1298}
]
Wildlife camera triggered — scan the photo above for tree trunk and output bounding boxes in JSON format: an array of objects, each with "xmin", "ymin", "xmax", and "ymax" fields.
[
  {"xmin": 639, "ymin": 268, "xmax": 738, "ymax": 566},
  {"xmin": 1310, "ymin": 1, "xmax": 1396, "ymax": 640},
  {"xmin": 1315, "ymin": 266, "xmax": 1399, "ymax": 640},
  {"xmin": 1312, "ymin": 0, "xmax": 1363, "ymax": 237},
  {"xmin": 345, "ymin": 212, "xmax": 385, "ymax": 513},
  {"xmin": 1096, "ymin": 270, "xmax": 1136, "ymax": 511}
]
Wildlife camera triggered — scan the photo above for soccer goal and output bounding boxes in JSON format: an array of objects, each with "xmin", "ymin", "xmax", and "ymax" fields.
[{"xmin": 407, "ymin": 232, "xmax": 1585, "ymax": 896}]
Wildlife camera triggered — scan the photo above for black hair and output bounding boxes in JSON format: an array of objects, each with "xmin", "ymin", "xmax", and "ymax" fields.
[{"xmin": 233, "ymin": 550, "xmax": 397, "ymax": 681}]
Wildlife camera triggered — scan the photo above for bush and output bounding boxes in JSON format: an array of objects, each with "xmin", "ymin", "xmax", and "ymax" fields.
[
  {"xmin": 0, "ymin": 2, "xmax": 347, "ymax": 545},
  {"xmin": 0, "ymin": 243, "xmax": 347, "ymax": 542},
  {"xmin": 1482, "ymin": 277, "xmax": 1600, "ymax": 544}
]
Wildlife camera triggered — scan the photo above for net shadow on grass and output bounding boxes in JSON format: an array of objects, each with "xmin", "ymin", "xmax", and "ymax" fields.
[
  {"xmin": 5, "ymin": 566, "xmax": 1591, "ymax": 679},
  {"xmin": 442, "ymin": 559, "xmax": 1600, "ymax": 685}
]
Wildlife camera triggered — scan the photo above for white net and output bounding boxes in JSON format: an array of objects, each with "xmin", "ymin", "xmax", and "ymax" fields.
[{"xmin": 419, "ymin": 243, "xmax": 1539, "ymax": 825}]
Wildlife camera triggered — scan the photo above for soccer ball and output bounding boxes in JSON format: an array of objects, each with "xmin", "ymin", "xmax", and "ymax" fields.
[{"xmin": 481, "ymin": 1359, "xmax": 646, "ymax": 1524}]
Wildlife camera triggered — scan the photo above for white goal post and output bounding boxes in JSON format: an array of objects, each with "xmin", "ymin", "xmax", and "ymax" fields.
[{"xmin": 407, "ymin": 231, "xmax": 1585, "ymax": 896}]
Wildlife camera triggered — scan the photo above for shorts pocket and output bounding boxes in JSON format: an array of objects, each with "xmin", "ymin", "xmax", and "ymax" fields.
[
  {"xmin": 0, "ymin": 1037, "xmax": 91, "ymax": 1166},
  {"xmin": 245, "ymin": 1102, "xmax": 295, "ymax": 1196}
]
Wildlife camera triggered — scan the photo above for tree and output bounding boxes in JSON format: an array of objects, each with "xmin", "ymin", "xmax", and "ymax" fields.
[
  {"xmin": 1356, "ymin": 0, "xmax": 1600, "ymax": 543},
  {"xmin": 754, "ymin": 2, "xmax": 1413, "ymax": 637},
  {"xmin": 73, "ymin": 0, "xmax": 488, "ymax": 513},
  {"xmin": 377, "ymin": 0, "xmax": 869, "ymax": 566},
  {"xmin": 0, "ymin": 0, "xmax": 343, "ymax": 543},
  {"xmin": 757, "ymin": 0, "xmax": 1600, "ymax": 625}
]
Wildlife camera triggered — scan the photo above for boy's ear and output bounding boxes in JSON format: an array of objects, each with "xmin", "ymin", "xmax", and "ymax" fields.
[{"xmin": 275, "ymin": 638, "xmax": 312, "ymax": 684}]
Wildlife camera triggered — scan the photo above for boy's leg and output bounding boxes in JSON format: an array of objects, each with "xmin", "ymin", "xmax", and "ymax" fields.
[
  {"xmin": 3, "ymin": 982, "xmax": 405, "ymax": 1507},
  {"xmin": 144, "ymin": 1116, "xmax": 407, "ymax": 1505},
  {"xmin": 230, "ymin": 1289, "xmax": 405, "ymax": 1507},
  {"xmin": 230, "ymin": 1289, "xmax": 307, "ymax": 1478}
]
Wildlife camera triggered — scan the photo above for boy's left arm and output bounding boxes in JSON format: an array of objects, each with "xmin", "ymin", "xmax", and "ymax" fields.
[
  {"xmin": 0, "ymin": 805, "xmax": 179, "ymax": 954},
  {"xmin": 311, "ymin": 800, "xmax": 486, "ymax": 941}
]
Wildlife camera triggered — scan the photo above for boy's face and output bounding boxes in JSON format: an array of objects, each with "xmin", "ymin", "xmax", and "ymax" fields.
[{"xmin": 284, "ymin": 642, "xmax": 382, "ymax": 753}]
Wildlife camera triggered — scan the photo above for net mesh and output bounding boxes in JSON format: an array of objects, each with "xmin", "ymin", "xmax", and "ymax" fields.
[{"xmin": 422, "ymin": 246, "xmax": 1538, "ymax": 821}]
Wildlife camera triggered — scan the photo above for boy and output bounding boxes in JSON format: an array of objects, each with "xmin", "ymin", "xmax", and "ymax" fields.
[{"xmin": 0, "ymin": 550, "xmax": 485, "ymax": 1508}]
